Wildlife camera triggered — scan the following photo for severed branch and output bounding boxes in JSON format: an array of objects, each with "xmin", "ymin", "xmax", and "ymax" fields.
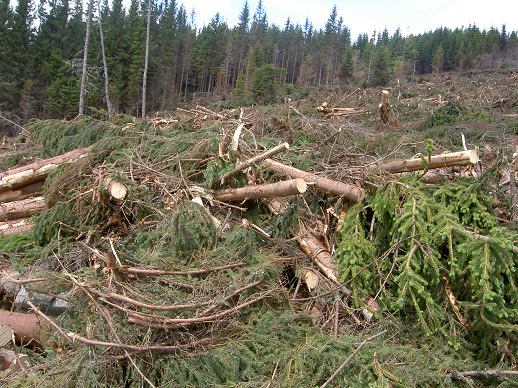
[
  {"xmin": 263, "ymin": 159, "xmax": 364, "ymax": 202},
  {"xmin": 214, "ymin": 178, "xmax": 307, "ymax": 202},
  {"xmin": 374, "ymin": 149, "xmax": 479, "ymax": 173},
  {"xmin": 220, "ymin": 142, "xmax": 290, "ymax": 183}
]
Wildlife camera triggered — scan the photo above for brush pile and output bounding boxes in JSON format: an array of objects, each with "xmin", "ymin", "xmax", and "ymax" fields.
[{"xmin": 1, "ymin": 80, "xmax": 518, "ymax": 386}]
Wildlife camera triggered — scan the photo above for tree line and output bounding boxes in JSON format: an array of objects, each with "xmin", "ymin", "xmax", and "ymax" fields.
[{"xmin": 1, "ymin": 0, "xmax": 517, "ymax": 124}]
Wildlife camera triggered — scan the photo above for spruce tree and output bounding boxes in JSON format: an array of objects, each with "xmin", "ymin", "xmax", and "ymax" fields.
[{"xmin": 371, "ymin": 46, "xmax": 391, "ymax": 86}]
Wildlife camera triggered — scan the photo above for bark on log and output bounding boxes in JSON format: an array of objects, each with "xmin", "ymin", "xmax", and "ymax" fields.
[
  {"xmin": 263, "ymin": 159, "xmax": 365, "ymax": 202},
  {"xmin": 0, "ymin": 218, "xmax": 33, "ymax": 237},
  {"xmin": 0, "ymin": 310, "xmax": 52, "ymax": 347},
  {"xmin": 214, "ymin": 178, "xmax": 307, "ymax": 202},
  {"xmin": 0, "ymin": 180, "xmax": 44, "ymax": 203},
  {"xmin": 376, "ymin": 149, "xmax": 479, "ymax": 173},
  {"xmin": 0, "ymin": 146, "xmax": 92, "ymax": 192},
  {"xmin": 220, "ymin": 142, "xmax": 290, "ymax": 183},
  {"xmin": 0, "ymin": 196, "xmax": 45, "ymax": 222},
  {"xmin": 0, "ymin": 197, "xmax": 45, "ymax": 221}
]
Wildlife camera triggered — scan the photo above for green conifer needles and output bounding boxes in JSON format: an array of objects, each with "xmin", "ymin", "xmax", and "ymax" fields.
[{"xmin": 335, "ymin": 178, "xmax": 518, "ymax": 359}]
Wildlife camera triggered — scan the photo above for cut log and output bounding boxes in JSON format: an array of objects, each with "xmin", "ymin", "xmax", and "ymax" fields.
[
  {"xmin": 214, "ymin": 178, "xmax": 307, "ymax": 202},
  {"xmin": 376, "ymin": 149, "xmax": 479, "ymax": 173},
  {"xmin": 263, "ymin": 159, "xmax": 364, "ymax": 202},
  {"xmin": 0, "ymin": 196, "xmax": 45, "ymax": 222},
  {"xmin": 220, "ymin": 142, "xmax": 290, "ymax": 183},
  {"xmin": 103, "ymin": 177, "xmax": 127, "ymax": 201},
  {"xmin": 0, "ymin": 218, "xmax": 33, "ymax": 236},
  {"xmin": 0, "ymin": 180, "xmax": 45, "ymax": 203},
  {"xmin": 0, "ymin": 146, "xmax": 92, "ymax": 193},
  {"xmin": 0, "ymin": 310, "xmax": 53, "ymax": 347}
]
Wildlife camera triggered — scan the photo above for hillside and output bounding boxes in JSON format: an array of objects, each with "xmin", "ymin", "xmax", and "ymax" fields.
[{"xmin": 0, "ymin": 70, "xmax": 518, "ymax": 386}]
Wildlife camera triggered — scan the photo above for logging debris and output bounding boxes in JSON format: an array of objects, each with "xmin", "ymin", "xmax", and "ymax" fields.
[{"xmin": 0, "ymin": 81, "xmax": 516, "ymax": 386}]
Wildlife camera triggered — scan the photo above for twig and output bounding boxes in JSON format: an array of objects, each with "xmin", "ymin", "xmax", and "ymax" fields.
[
  {"xmin": 26, "ymin": 300, "xmax": 76, "ymax": 348},
  {"xmin": 119, "ymin": 262, "xmax": 246, "ymax": 276},
  {"xmin": 454, "ymin": 370, "xmax": 518, "ymax": 377},
  {"xmin": 320, "ymin": 330, "xmax": 387, "ymax": 388},
  {"xmin": 1, "ymin": 270, "xmax": 46, "ymax": 284}
]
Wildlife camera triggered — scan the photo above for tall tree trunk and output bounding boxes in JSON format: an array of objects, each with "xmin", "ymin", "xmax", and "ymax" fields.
[
  {"xmin": 98, "ymin": 0, "xmax": 113, "ymax": 117},
  {"xmin": 142, "ymin": 0, "xmax": 152, "ymax": 118},
  {"xmin": 78, "ymin": 0, "xmax": 95, "ymax": 116}
]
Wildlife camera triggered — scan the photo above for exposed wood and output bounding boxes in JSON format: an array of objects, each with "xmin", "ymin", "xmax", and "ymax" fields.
[
  {"xmin": 375, "ymin": 149, "xmax": 479, "ymax": 173},
  {"xmin": 0, "ymin": 309, "xmax": 52, "ymax": 347},
  {"xmin": 231, "ymin": 123, "xmax": 244, "ymax": 152},
  {"xmin": 214, "ymin": 178, "xmax": 307, "ymax": 202},
  {"xmin": 0, "ymin": 196, "xmax": 45, "ymax": 222},
  {"xmin": 0, "ymin": 348, "xmax": 31, "ymax": 373},
  {"xmin": 297, "ymin": 224, "xmax": 340, "ymax": 285},
  {"xmin": 103, "ymin": 177, "xmax": 128, "ymax": 201},
  {"xmin": 0, "ymin": 180, "xmax": 44, "ymax": 203},
  {"xmin": 0, "ymin": 146, "xmax": 92, "ymax": 192},
  {"xmin": 263, "ymin": 159, "xmax": 364, "ymax": 202},
  {"xmin": 220, "ymin": 142, "xmax": 290, "ymax": 183},
  {"xmin": 379, "ymin": 89, "xmax": 390, "ymax": 123},
  {"xmin": 0, "ymin": 218, "xmax": 33, "ymax": 236},
  {"xmin": 317, "ymin": 102, "xmax": 363, "ymax": 117}
]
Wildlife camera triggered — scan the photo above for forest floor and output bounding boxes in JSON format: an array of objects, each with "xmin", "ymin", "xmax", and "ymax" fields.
[{"xmin": 1, "ymin": 69, "xmax": 518, "ymax": 387}]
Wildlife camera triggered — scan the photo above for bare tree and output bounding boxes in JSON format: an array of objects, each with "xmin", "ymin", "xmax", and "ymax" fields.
[
  {"xmin": 142, "ymin": 0, "xmax": 152, "ymax": 118},
  {"xmin": 79, "ymin": 0, "xmax": 95, "ymax": 116},
  {"xmin": 98, "ymin": 0, "xmax": 113, "ymax": 117}
]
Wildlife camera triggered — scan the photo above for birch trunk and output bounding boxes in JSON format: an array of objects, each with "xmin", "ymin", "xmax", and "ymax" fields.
[
  {"xmin": 78, "ymin": 0, "xmax": 95, "ymax": 116},
  {"xmin": 98, "ymin": 0, "xmax": 113, "ymax": 117},
  {"xmin": 142, "ymin": 0, "xmax": 152, "ymax": 118}
]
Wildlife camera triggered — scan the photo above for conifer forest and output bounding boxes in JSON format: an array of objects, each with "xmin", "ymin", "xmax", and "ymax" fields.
[{"xmin": 1, "ymin": 0, "xmax": 518, "ymax": 387}]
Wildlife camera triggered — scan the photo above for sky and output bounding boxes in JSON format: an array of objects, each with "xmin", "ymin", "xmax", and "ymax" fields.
[{"xmin": 178, "ymin": 0, "xmax": 518, "ymax": 39}]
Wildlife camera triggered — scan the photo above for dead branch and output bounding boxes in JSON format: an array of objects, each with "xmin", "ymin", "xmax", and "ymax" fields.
[
  {"xmin": 118, "ymin": 262, "xmax": 246, "ymax": 277},
  {"xmin": 125, "ymin": 294, "xmax": 268, "ymax": 329}
]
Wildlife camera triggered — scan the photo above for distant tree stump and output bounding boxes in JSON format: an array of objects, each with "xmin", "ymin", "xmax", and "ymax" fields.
[{"xmin": 379, "ymin": 90, "xmax": 390, "ymax": 124}]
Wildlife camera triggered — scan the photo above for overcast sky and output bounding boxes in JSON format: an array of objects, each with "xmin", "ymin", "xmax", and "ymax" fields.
[{"xmin": 180, "ymin": 0, "xmax": 518, "ymax": 38}]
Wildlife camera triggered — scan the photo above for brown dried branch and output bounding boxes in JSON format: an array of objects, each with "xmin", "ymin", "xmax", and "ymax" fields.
[{"xmin": 119, "ymin": 262, "xmax": 246, "ymax": 277}]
